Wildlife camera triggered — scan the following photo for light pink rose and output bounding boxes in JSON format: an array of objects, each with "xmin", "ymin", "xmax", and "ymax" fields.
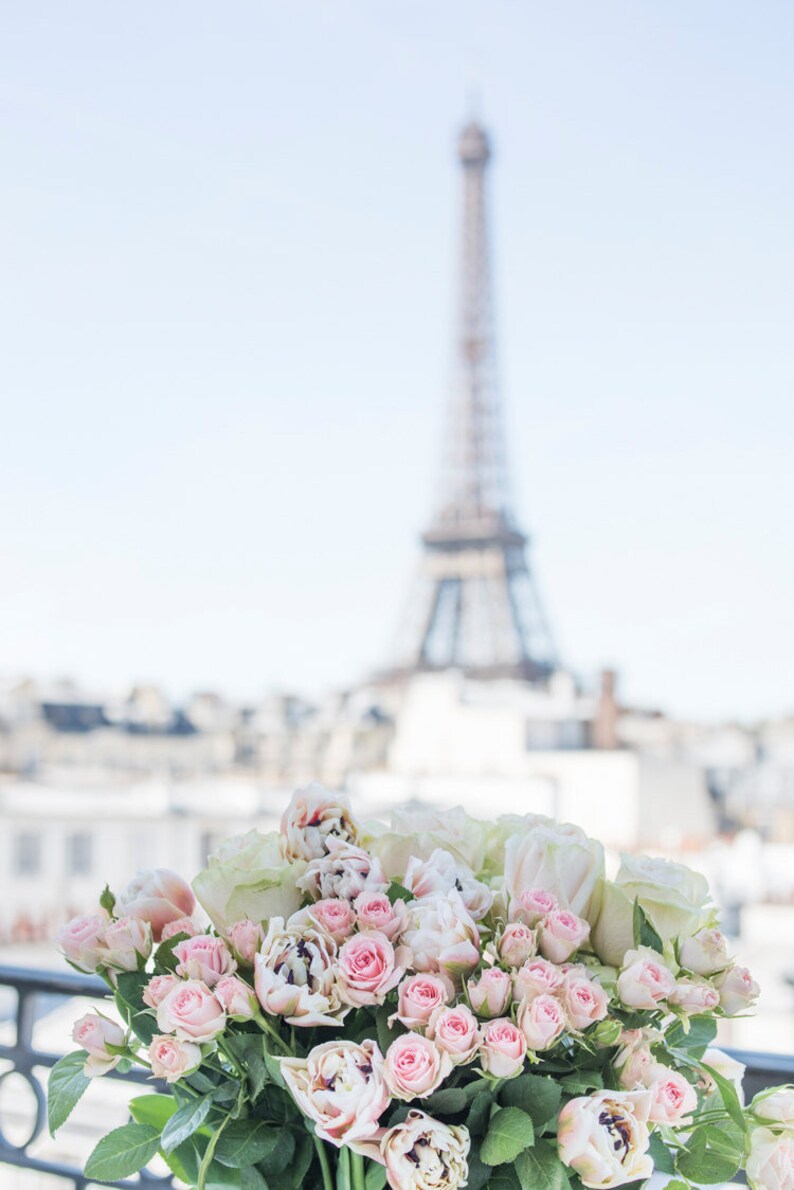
[
  {"xmin": 281, "ymin": 1039, "xmax": 388, "ymax": 1150},
  {"xmin": 72, "ymin": 1012, "xmax": 126, "ymax": 1077},
  {"xmin": 614, "ymin": 1031, "xmax": 658, "ymax": 1090},
  {"xmin": 617, "ymin": 947, "xmax": 676, "ymax": 1009},
  {"xmin": 392, "ymin": 974, "xmax": 450, "ymax": 1030},
  {"xmin": 156, "ymin": 979, "xmax": 226, "ymax": 1043},
  {"xmin": 116, "ymin": 868, "xmax": 196, "ymax": 941},
  {"xmin": 55, "ymin": 914, "xmax": 107, "ymax": 973},
  {"xmin": 354, "ymin": 891, "xmax": 408, "ymax": 940},
  {"xmin": 228, "ymin": 919, "xmax": 265, "ymax": 964},
  {"xmin": 648, "ymin": 1068, "xmax": 698, "ymax": 1125},
  {"xmin": 160, "ymin": 916, "xmax": 199, "ymax": 941},
  {"xmin": 560, "ymin": 974, "xmax": 609, "ymax": 1031},
  {"xmin": 513, "ymin": 956, "xmax": 565, "ymax": 1003},
  {"xmin": 715, "ymin": 964, "xmax": 760, "ymax": 1015},
  {"xmin": 668, "ymin": 977, "xmax": 720, "ymax": 1015},
  {"xmin": 747, "ymin": 1128, "xmax": 794, "ymax": 1190},
  {"xmin": 214, "ymin": 975, "xmax": 257, "ymax": 1019},
  {"xmin": 427, "ymin": 1005, "xmax": 479, "ymax": 1064},
  {"xmin": 499, "ymin": 922, "xmax": 538, "ymax": 968},
  {"xmin": 679, "ymin": 927, "xmax": 729, "ymax": 977},
  {"xmin": 539, "ymin": 909, "xmax": 590, "ymax": 964},
  {"xmin": 337, "ymin": 932, "xmax": 408, "ymax": 1008},
  {"xmin": 403, "ymin": 848, "xmax": 493, "ymax": 921},
  {"xmin": 510, "ymin": 887, "xmax": 559, "ymax": 927},
  {"xmin": 148, "ymin": 1034, "xmax": 202, "ymax": 1083},
  {"xmin": 381, "ymin": 1110, "xmax": 470, "ymax": 1190},
  {"xmin": 518, "ymin": 993, "xmax": 566, "ymax": 1051},
  {"xmin": 480, "ymin": 1018, "xmax": 527, "ymax": 1079},
  {"xmin": 174, "ymin": 935, "xmax": 236, "ymax": 987},
  {"xmin": 401, "ymin": 892, "xmax": 480, "ymax": 983},
  {"xmin": 254, "ymin": 918, "xmax": 346, "ymax": 1027},
  {"xmin": 98, "ymin": 916, "xmax": 153, "ymax": 973},
  {"xmin": 294, "ymin": 898, "xmax": 356, "ymax": 943},
  {"xmin": 142, "ymin": 973, "xmax": 180, "ymax": 1010},
  {"xmin": 468, "ymin": 968, "xmax": 512, "ymax": 1018},
  {"xmin": 557, "ymin": 1090, "xmax": 653, "ymax": 1189},
  {"xmin": 384, "ymin": 1033, "xmax": 452, "ymax": 1101},
  {"xmin": 281, "ymin": 784, "xmax": 360, "ymax": 862}
]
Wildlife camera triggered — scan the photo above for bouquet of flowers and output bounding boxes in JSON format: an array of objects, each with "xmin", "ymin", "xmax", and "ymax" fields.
[{"xmin": 49, "ymin": 788, "xmax": 788, "ymax": 1190}]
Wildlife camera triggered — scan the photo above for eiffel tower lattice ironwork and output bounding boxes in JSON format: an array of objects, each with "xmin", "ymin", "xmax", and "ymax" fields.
[{"xmin": 396, "ymin": 119, "xmax": 557, "ymax": 682}]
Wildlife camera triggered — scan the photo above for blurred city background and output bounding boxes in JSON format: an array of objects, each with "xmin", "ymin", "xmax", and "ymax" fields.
[{"xmin": 1, "ymin": 4, "xmax": 793, "ymax": 1182}]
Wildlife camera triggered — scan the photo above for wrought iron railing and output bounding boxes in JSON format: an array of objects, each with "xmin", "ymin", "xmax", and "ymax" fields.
[{"xmin": 1, "ymin": 964, "xmax": 793, "ymax": 1187}]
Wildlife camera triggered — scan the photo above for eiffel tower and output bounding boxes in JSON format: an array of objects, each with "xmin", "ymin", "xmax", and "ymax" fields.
[{"xmin": 394, "ymin": 119, "xmax": 557, "ymax": 682}]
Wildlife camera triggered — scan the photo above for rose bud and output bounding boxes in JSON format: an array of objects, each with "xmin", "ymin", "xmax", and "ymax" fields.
[
  {"xmin": 747, "ymin": 1128, "xmax": 794, "ymax": 1190},
  {"xmin": 300, "ymin": 898, "xmax": 357, "ymax": 943},
  {"xmin": 160, "ymin": 916, "xmax": 199, "ymax": 941},
  {"xmin": 518, "ymin": 993, "xmax": 566, "ymax": 1051},
  {"xmin": 468, "ymin": 968, "xmax": 511, "ymax": 1018},
  {"xmin": 668, "ymin": 977, "xmax": 720, "ymax": 1015},
  {"xmin": 614, "ymin": 1031, "xmax": 657, "ymax": 1090},
  {"xmin": 510, "ymin": 887, "xmax": 559, "ymax": 927},
  {"xmin": 513, "ymin": 956, "xmax": 565, "ymax": 1003},
  {"xmin": 337, "ymin": 931, "xmax": 408, "ymax": 1008},
  {"xmin": 156, "ymin": 979, "xmax": 226, "ymax": 1043},
  {"xmin": 648, "ymin": 1068, "xmax": 698, "ymax": 1125},
  {"xmin": 383, "ymin": 1033, "xmax": 452, "ymax": 1101},
  {"xmin": 392, "ymin": 974, "xmax": 450, "ymax": 1030},
  {"xmin": 71, "ymin": 1012, "xmax": 126, "ymax": 1077},
  {"xmin": 149, "ymin": 1034, "xmax": 202, "ymax": 1083},
  {"xmin": 174, "ymin": 935, "xmax": 236, "ymax": 988},
  {"xmin": 354, "ymin": 890, "xmax": 408, "ymax": 940},
  {"xmin": 499, "ymin": 922, "xmax": 538, "ymax": 968},
  {"xmin": 751, "ymin": 1087, "xmax": 794, "ymax": 1127},
  {"xmin": 228, "ymin": 919, "xmax": 265, "ymax": 965},
  {"xmin": 557, "ymin": 1090, "xmax": 653, "ymax": 1189},
  {"xmin": 381, "ymin": 1110, "xmax": 470, "ymax": 1190},
  {"xmin": 142, "ymin": 973, "xmax": 180, "ymax": 1010},
  {"xmin": 480, "ymin": 1018, "xmax": 527, "ymax": 1079},
  {"xmin": 715, "ymin": 964, "xmax": 760, "ymax": 1016},
  {"xmin": 214, "ymin": 975, "xmax": 257, "ymax": 1020},
  {"xmin": 115, "ymin": 868, "xmax": 196, "ymax": 941},
  {"xmin": 98, "ymin": 916, "xmax": 152, "ymax": 972},
  {"xmin": 617, "ymin": 947, "xmax": 676, "ymax": 1009},
  {"xmin": 679, "ymin": 927, "xmax": 729, "ymax": 977},
  {"xmin": 427, "ymin": 1005, "xmax": 480, "ymax": 1065},
  {"xmin": 55, "ymin": 915, "xmax": 106, "ymax": 973},
  {"xmin": 280, "ymin": 1039, "xmax": 389, "ymax": 1149},
  {"xmin": 538, "ymin": 909, "xmax": 590, "ymax": 964},
  {"xmin": 559, "ymin": 973, "xmax": 609, "ymax": 1031}
]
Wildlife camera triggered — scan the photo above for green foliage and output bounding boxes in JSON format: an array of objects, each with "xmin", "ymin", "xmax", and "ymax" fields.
[
  {"xmin": 468, "ymin": 1089, "xmax": 495, "ymax": 1135},
  {"xmin": 129, "ymin": 1093, "xmax": 178, "ymax": 1129},
  {"xmin": 632, "ymin": 901, "xmax": 664, "ymax": 953},
  {"xmin": 161, "ymin": 1093, "xmax": 215, "ymax": 1153},
  {"xmin": 84, "ymin": 1122, "xmax": 162, "ymax": 1182},
  {"xmin": 486, "ymin": 1166, "xmax": 521, "ymax": 1190},
  {"xmin": 424, "ymin": 1087, "xmax": 468, "ymax": 1116},
  {"xmin": 514, "ymin": 1139, "xmax": 570, "ymax": 1190},
  {"xmin": 666, "ymin": 1014, "xmax": 717, "ymax": 1058},
  {"xmin": 114, "ymin": 970, "xmax": 157, "ymax": 1044},
  {"xmin": 677, "ymin": 1121, "xmax": 744, "ymax": 1185},
  {"xmin": 481, "ymin": 1106, "xmax": 536, "ymax": 1166},
  {"xmin": 99, "ymin": 884, "xmax": 116, "ymax": 916},
  {"xmin": 47, "ymin": 1051, "xmax": 90, "ymax": 1135},
  {"xmin": 154, "ymin": 932, "xmax": 190, "ymax": 973},
  {"xmin": 214, "ymin": 1119, "xmax": 282, "ymax": 1169},
  {"xmin": 559, "ymin": 1071, "xmax": 604, "ymax": 1096},
  {"xmin": 386, "ymin": 881, "xmax": 412, "ymax": 905},
  {"xmin": 648, "ymin": 1133, "xmax": 676, "ymax": 1175},
  {"xmin": 258, "ymin": 1126, "xmax": 295, "ymax": 1177},
  {"xmin": 500, "ymin": 1073, "xmax": 562, "ymax": 1132},
  {"xmin": 365, "ymin": 1162, "xmax": 388, "ymax": 1190},
  {"xmin": 225, "ymin": 1034, "xmax": 268, "ymax": 1100}
]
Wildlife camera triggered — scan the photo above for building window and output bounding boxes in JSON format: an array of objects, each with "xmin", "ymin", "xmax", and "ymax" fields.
[
  {"xmin": 66, "ymin": 832, "xmax": 92, "ymax": 876},
  {"xmin": 14, "ymin": 832, "xmax": 41, "ymax": 877}
]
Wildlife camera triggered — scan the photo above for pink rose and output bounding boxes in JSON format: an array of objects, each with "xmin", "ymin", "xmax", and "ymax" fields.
[
  {"xmin": 384, "ymin": 1033, "xmax": 452, "ymax": 1101},
  {"xmin": 55, "ymin": 914, "xmax": 106, "ymax": 973},
  {"xmin": 392, "ymin": 974, "xmax": 450, "ymax": 1030},
  {"xmin": 427, "ymin": 1005, "xmax": 479, "ymax": 1064},
  {"xmin": 679, "ymin": 928, "xmax": 729, "ymax": 977},
  {"xmin": 214, "ymin": 975, "xmax": 257, "ymax": 1020},
  {"xmin": 518, "ymin": 993, "xmax": 566, "ymax": 1051},
  {"xmin": 281, "ymin": 1039, "xmax": 388, "ymax": 1150},
  {"xmin": 715, "ymin": 965, "xmax": 760, "ymax": 1016},
  {"xmin": 337, "ymin": 932, "xmax": 407, "ymax": 1008},
  {"xmin": 668, "ymin": 977, "xmax": 720, "ymax": 1015},
  {"xmin": 297, "ymin": 837, "xmax": 387, "ymax": 902},
  {"xmin": 480, "ymin": 1018, "xmax": 527, "ymax": 1079},
  {"xmin": 142, "ymin": 973, "xmax": 180, "ymax": 1010},
  {"xmin": 648, "ymin": 1069, "xmax": 698, "ymax": 1125},
  {"xmin": 510, "ymin": 887, "xmax": 558, "ymax": 927},
  {"xmin": 72, "ymin": 1012, "xmax": 126, "ymax": 1077},
  {"xmin": 354, "ymin": 891, "xmax": 408, "ymax": 940},
  {"xmin": 381, "ymin": 1111, "xmax": 470, "ymax": 1190},
  {"xmin": 301, "ymin": 898, "xmax": 357, "ymax": 943},
  {"xmin": 559, "ymin": 974, "xmax": 609, "ymax": 1031},
  {"xmin": 468, "ymin": 968, "xmax": 512, "ymax": 1018},
  {"xmin": 228, "ymin": 919, "xmax": 265, "ymax": 964},
  {"xmin": 538, "ymin": 909, "xmax": 590, "ymax": 964},
  {"xmin": 513, "ymin": 957, "xmax": 565, "ymax": 1002},
  {"xmin": 281, "ymin": 784, "xmax": 360, "ymax": 862},
  {"xmin": 115, "ymin": 868, "xmax": 196, "ymax": 941},
  {"xmin": 499, "ymin": 922, "xmax": 538, "ymax": 968},
  {"xmin": 174, "ymin": 935, "xmax": 236, "ymax": 988},
  {"xmin": 617, "ymin": 948, "xmax": 676, "ymax": 1009},
  {"xmin": 615, "ymin": 1031, "xmax": 657, "ymax": 1090},
  {"xmin": 98, "ymin": 916, "xmax": 152, "ymax": 972},
  {"xmin": 148, "ymin": 1034, "xmax": 202, "ymax": 1083},
  {"xmin": 160, "ymin": 917, "xmax": 199, "ymax": 941},
  {"xmin": 156, "ymin": 979, "xmax": 226, "ymax": 1043}
]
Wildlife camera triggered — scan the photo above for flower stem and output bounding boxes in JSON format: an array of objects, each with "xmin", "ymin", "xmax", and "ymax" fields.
[
  {"xmin": 254, "ymin": 1011, "xmax": 292, "ymax": 1056},
  {"xmin": 313, "ymin": 1135, "xmax": 334, "ymax": 1190},
  {"xmin": 350, "ymin": 1151, "xmax": 366, "ymax": 1190}
]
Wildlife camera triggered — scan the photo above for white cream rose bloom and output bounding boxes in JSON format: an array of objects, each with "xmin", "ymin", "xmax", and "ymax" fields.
[
  {"xmin": 380, "ymin": 1109, "xmax": 470, "ymax": 1190},
  {"xmin": 752, "ymin": 1086, "xmax": 794, "ymax": 1127},
  {"xmin": 503, "ymin": 821, "xmax": 604, "ymax": 920},
  {"xmin": 368, "ymin": 806, "xmax": 487, "ymax": 881},
  {"xmin": 192, "ymin": 829, "xmax": 305, "ymax": 932},
  {"xmin": 746, "ymin": 1127, "xmax": 794, "ymax": 1190},
  {"xmin": 557, "ymin": 1090, "xmax": 653, "ymax": 1189}
]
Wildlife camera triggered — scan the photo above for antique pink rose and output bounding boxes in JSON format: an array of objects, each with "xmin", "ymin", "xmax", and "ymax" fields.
[
  {"xmin": 559, "ymin": 974, "xmax": 609, "ymax": 1031},
  {"xmin": 392, "ymin": 974, "xmax": 450, "ymax": 1030},
  {"xmin": 518, "ymin": 993, "xmax": 566, "ymax": 1051},
  {"xmin": 115, "ymin": 868, "xmax": 196, "ymax": 941},
  {"xmin": 214, "ymin": 975, "xmax": 257, "ymax": 1020},
  {"xmin": 142, "ymin": 973, "xmax": 180, "ymax": 1010},
  {"xmin": 480, "ymin": 1018, "xmax": 527, "ymax": 1079},
  {"xmin": 254, "ymin": 918, "xmax": 345, "ymax": 1027},
  {"xmin": 510, "ymin": 887, "xmax": 559, "ymax": 927},
  {"xmin": 616, "ymin": 948, "xmax": 676, "ymax": 1009},
  {"xmin": 381, "ymin": 1110, "xmax": 470, "ymax": 1190},
  {"xmin": 55, "ymin": 915, "xmax": 107, "ymax": 973},
  {"xmin": 228, "ymin": 919, "xmax": 265, "ymax": 965},
  {"xmin": 292, "ymin": 898, "xmax": 357, "ymax": 943},
  {"xmin": 513, "ymin": 956, "xmax": 565, "ymax": 1003},
  {"xmin": 401, "ymin": 892, "xmax": 480, "ymax": 983},
  {"xmin": 539, "ymin": 909, "xmax": 590, "ymax": 964},
  {"xmin": 648, "ymin": 1069, "xmax": 698, "ymax": 1125},
  {"xmin": 174, "ymin": 935, "xmax": 236, "ymax": 987},
  {"xmin": 679, "ymin": 927, "xmax": 729, "ymax": 977},
  {"xmin": 557, "ymin": 1090, "xmax": 653, "ymax": 1189},
  {"xmin": 280, "ymin": 784, "xmax": 360, "ymax": 862},
  {"xmin": 281, "ymin": 1039, "xmax": 389, "ymax": 1149},
  {"xmin": 160, "ymin": 917, "xmax": 199, "ymax": 941},
  {"xmin": 715, "ymin": 965, "xmax": 760, "ymax": 1016},
  {"xmin": 337, "ymin": 932, "xmax": 408, "ymax": 1008},
  {"xmin": 468, "ymin": 968, "xmax": 512, "ymax": 1018},
  {"xmin": 427, "ymin": 1005, "xmax": 480, "ymax": 1065},
  {"xmin": 72, "ymin": 1012, "xmax": 126, "ymax": 1077},
  {"xmin": 403, "ymin": 848, "xmax": 493, "ymax": 921},
  {"xmin": 499, "ymin": 922, "xmax": 538, "ymax": 968},
  {"xmin": 156, "ymin": 979, "xmax": 226, "ymax": 1043},
  {"xmin": 668, "ymin": 977, "xmax": 720, "ymax": 1015},
  {"xmin": 297, "ymin": 837, "xmax": 388, "ymax": 902},
  {"xmin": 148, "ymin": 1034, "xmax": 202, "ymax": 1083},
  {"xmin": 354, "ymin": 891, "xmax": 408, "ymax": 940},
  {"xmin": 383, "ymin": 1033, "xmax": 452, "ymax": 1101}
]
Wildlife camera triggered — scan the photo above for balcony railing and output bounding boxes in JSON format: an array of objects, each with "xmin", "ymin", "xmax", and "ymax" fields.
[{"xmin": 1, "ymin": 964, "xmax": 793, "ymax": 1188}]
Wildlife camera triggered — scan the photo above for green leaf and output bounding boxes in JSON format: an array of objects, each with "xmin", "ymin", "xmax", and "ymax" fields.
[
  {"xmin": 161, "ymin": 1094, "xmax": 215, "ymax": 1153},
  {"xmin": 486, "ymin": 1167, "xmax": 520, "ymax": 1190},
  {"xmin": 375, "ymin": 1004, "xmax": 398, "ymax": 1054},
  {"xmin": 99, "ymin": 884, "xmax": 116, "ymax": 915},
  {"xmin": 514, "ymin": 1140, "xmax": 570, "ymax": 1190},
  {"xmin": 85, "ymin": 1122, "xmax": 161, "ymax": 1182},
  {"xmin": 48, "ymin": 1051, "xmax": 90, "ymax": 1135},
  {"xmin": 468, "ymin": 1090, "xmax": 494, "ymax": 1136},
  {"xmin": 259, "ymin": 1127, "xmax": 295, "ymax": 1176},
  {"xmin": 387, "ymin": 880, "xmax": 412, "ymax": 905},
  {"xmin": 666, "ymin": 1015, "xmax": 717, "ymax": 1058},
  {"xmin": 677, "ymin": 1124, "xmax": 743, "ymax": 1184},
  {"xmin": 632, "ymin": 901, "xmax": 663, "ymax": 953},
  {"xmin": 701, "ymin": 1062, "xmax": 747, "ymax": 1134},
  {"xmin": 424, "ymin": 1087, "xmax": 468, "ymax": 1116},
  {"xmin": 226, "ymin": 1034, "xmax": 268, "ymax": 1100},
  {"xmin": 114, "ymin": 970, "xmax": 157, "ymax": 1044},
  {"xmin": 241, "ymin": 1170, "xmax": 269, "ymax": 1190},
  {"xmin": 263, "ymin": 1049, "xmax": 286, "ymax": 1088},
  {"xmin": 481, "ymin": 1106, "xmax": 536, "ymax": 1166},
  {"xmin": 155, "ymin": 932, "xmax": 189, "ymax": 973},
  {"xmin": 129, "ymin": 1093, "xmax": 178, "ymax": 1130},
  {"xmin": 500, "ymin": 1074, "xmax": 562, "ymax": 1132},
  {"xmin": 467, "ymin": 1152, "xmax": 493, "ymax": 1190},
  {"xmin": 365, "ymin": 1163, "xmax": 388, "ymax": 1190},
  {"xmin": 215, "ymin": 1119, "xmax": 281, "ymax": 1169},
  {"xmin": 289, "ymin": 1132, "xmax": 314, "ymax": 1188},
  {"xmin": 648, "ymin": 1133, "xmax": 676, "ymax": 1176},
  {"xmin": 559, "ymin": 1071, "xmax": 603, "ymax": 1095}
]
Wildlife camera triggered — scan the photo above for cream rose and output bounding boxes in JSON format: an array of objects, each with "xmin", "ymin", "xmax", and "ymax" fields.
[
  {"xmin": 281, "ymin": 1038, "xmax": 389, "ymax": 1150},
  {"xmin": 214, "ymin": 975, "xmax": 257, "ymax": 1020},
  {"xmin": 518, "ymin": 993, "xmax": 566, "ymax": 1051},
  {"xmin": 499, "ymin": 922, "xmax": 538, "ymax": 968},
  {"xmin": 480, "ymin": 1018, "xmax": 527, "ymax": 1079},
  {"xmin": 509, "ymin": 887, "xmax": 558, "ymax": 926},
  {"xmin": 558, "ymin": 1090, "xmax": 653, "ymax": 1189},
  {"xmin": 381, "ymin": 1110, "xmax": 470, "ymax": 1190},
  {"xmin": 404, "ymin": 848, "xmax": 493, "ymax": 921},
  {"xmin": 512, "ymin": 957, "xmax": 565, "ymax": 1003},
  {"xmin": 297, "ymin": 837, "xmax": 388, "ymax": 903},
  {"xmin": 142, "ymin": 973, "xmax": 180, "ymax": 1010},
  {"xmin": 354, "ymin": 891, "xmax": 408, "ymax": 940},
  {"xmin": 560, "ymin": 973, "xmax": 609, "ymax": 1031},
  {"xmin": 747, "ymin": 1127, "xmax": 794, "ymax": 1190},
  {"xmin": 97, "ymin": 916, "xmax": 152, "ymax": 972},
  {"xmin": 337, "ymin": 931, "xmax": 408, "ymax": 1008},
  {"xmin": 384, "ymin": 1033, "xmax": 452, "ymax": 1101},
  {"xmin": 228, "ymin": 919, "xmax": 265, "ymax": 964},
  {"xmin": 504, "ymin": 822, "xmax": 604, "ymax": 920},
  {"xmin": 752, "ymin": 1087, "xmax": 794, "ymax": 1127},
  {"xmin": 679, "ymin": 927, "xmax": 729, "ymax": 976},
  {"xmin": 370, "ymin": 806, "xmax": 486, "ymax": 879},
  {"xmin": 254, "ymin": 918, "xmax": 346, "ymax": 1027},
  {"xmin": 281, "ymin": 783, "xmax": 360, "ymax": 862},
  {"xmin": 193, "ymin": 829, "xmax": 304, "ymax": 932},
  {"xmin": 402, "ymin": 891, "xmax": 480, "ymax": 983},
  {"xmin": 160, "ymin": 916, "xmax": 198, "ymax": 941},
  {"xmin": 116, "ymin": 868, "xmax": 196, "ymax": 941},
  {"xmin": 148, "ymin": 1034, "xmax": 202, "ymax": 1083},
  {"xmin": 648, "ymin": 1068, "xmax": 698, "ymax": 1124},
  {"xmin": 290, "ymin": 898, "xmax": 357, "ymax": 943},
  {"xmin": 156, "ymin": 979, "xmax": 226, "ymax": 1043},
  {"xmin": 71, "ymin": 1012, "xmax": 126, "ymax": 1077},
  {"xmin": 668, "ymin": 977, "xmax": 720, "ymax": 1015},
  {"xmin": 716, "ymin": 964, "xmax": 760, "ymax": 1015}
]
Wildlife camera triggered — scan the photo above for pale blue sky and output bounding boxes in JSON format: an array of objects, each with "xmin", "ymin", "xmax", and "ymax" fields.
[{"xmin": 1, "ymin": 2, "xmax": 792, "ymax": 721}]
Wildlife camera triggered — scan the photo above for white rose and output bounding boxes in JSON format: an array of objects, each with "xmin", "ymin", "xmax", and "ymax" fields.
[
  {"xmin": 752, "ymin": 1087, "xmax": 794, "ymax": 1127},
  {"xmin": 381, "ymin": 1109, "xmax": 470, "ymax": 1190},
  {"xmin": 254, "ymin": 918, "xmax": 347, "ymax": 1027},
  {"xmin": 616, "ymin": 947, "xmax": 676, "ymax": 1010},
  {"xmin": 402, "ymin": 891, "xmax": 480, "ymax": 983},
  {"xmin": 369, "ymin": 806, "xmax": 486, "ymax": 880},
  {"xmin": 747, "ymin": 1127, "xmax": 794, "ymax": 1190},
  {"xmin": 281, "ymin": 1039, "xmax": 389, "ymax": 1150},
  {"xmin": 715, "ymin": 964, "xmax": 760, "ymax": 1016},
  {"xmin": 504, "ymin": 822, "xmax": 604, "ymax": 921},
  {"xmin": 701, "ymin": 1047, "xmax": 746, "ymax": 1104},
  {"xmin": 680, "ymin": 927, "xmax": 730, "ymax": 976},
  {"xmin": 192, "ymin": 829, "xmax": 305, "ymax": 932},
  {"xmin": 557, "ymin": 1090, "xmax": 653, "ymax": 1189},
  {"xmin": 403, "ymin": 848, "xmax": 493, "ymax": 921}
]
